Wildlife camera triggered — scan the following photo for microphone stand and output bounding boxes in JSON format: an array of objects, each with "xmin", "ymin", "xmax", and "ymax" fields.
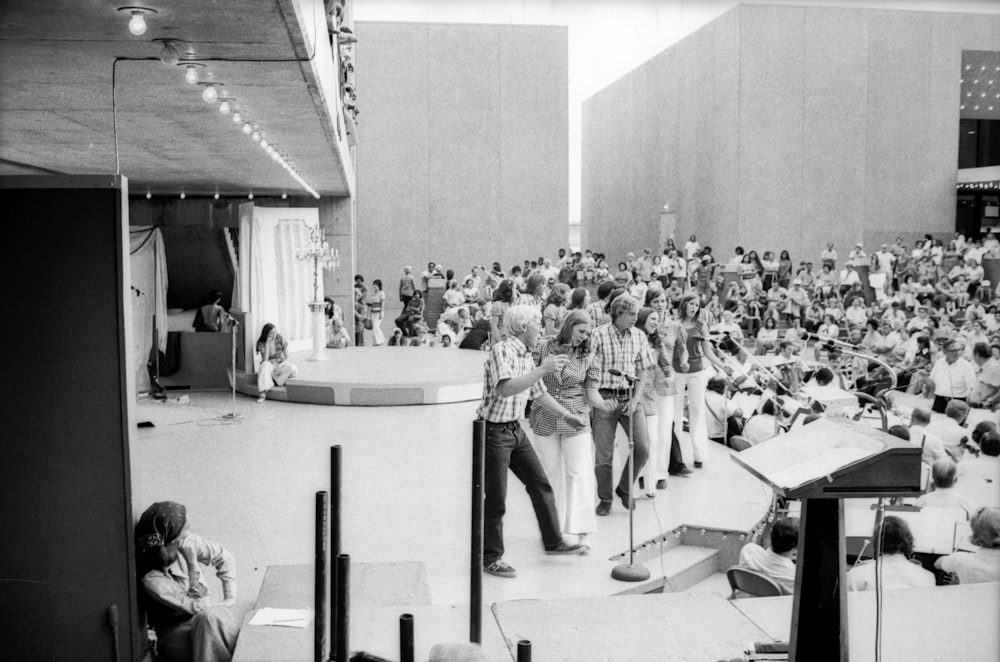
[
  {"xmin": 222, "ymin": 313, "xmax": 243, "ymax": 421},
  {"xmin": 611, "ymin": 369, "xmax": 650, "ymax": 583}
]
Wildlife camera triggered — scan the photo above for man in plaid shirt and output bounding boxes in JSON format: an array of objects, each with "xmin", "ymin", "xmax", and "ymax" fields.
[
  {"xmin": 585, "ymin": 294, "xmax": 653, "ymax": 516},
  {"xmin": 477, "ymin": 304, "xmax": 589, "ymax": 578}
]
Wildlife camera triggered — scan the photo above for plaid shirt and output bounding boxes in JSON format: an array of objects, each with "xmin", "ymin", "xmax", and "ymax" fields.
[
  {"xmin": 584, "ymin": 323, "xmax": 653, "ymax": 390},
  {"xmin": 528, "ymin": 338, "xmax": 592, "ymax": 436},
  {"xmin": 477, "ymin": 336, "xmax": 546, "ymax": 423}
]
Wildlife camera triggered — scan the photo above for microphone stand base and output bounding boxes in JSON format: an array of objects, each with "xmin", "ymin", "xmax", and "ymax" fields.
[{"xmin": 611, "ymin": 563, "xmax": 650, "ymax": 582}]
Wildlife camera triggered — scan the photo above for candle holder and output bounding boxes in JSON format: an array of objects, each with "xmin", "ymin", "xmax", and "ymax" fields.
[{"xmin": 297, "ymin": 223, "xmax": 340, "ymax": 360}]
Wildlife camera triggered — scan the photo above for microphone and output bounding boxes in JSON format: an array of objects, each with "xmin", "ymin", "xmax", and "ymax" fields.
[{"xmin": 609, "ymin": 368, "xmax": 636, "ymax": 382}]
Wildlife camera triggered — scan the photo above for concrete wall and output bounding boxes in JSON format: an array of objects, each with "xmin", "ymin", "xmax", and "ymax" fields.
[
  {"xmin": 355, "ymin": 22, "xmax": 568, "ymax": 308},
  {"xmin": 582, "ymin": 5, "xmax": 1000, "ymax": 265}
]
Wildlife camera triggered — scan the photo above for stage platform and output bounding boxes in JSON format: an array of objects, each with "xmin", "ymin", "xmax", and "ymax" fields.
[{"xmin": 233, "ymin": 347, "xmax": 485, "ymax": 406}]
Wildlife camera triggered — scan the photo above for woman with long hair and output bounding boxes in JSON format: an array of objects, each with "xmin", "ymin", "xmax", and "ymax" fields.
[
  {"xmin": 256, "ymin": 323, "xmax": 298, "ymax": 402},
  {"xmin": 528, "ymin": 310, "xmax": 597, "ymax": 546},
  {"xmin": 568, "ymin": 287, "xmax": 590, "ymax": 311},
  {"xmin": 673, "ymin": 294, "xmax": 731, "ymax": 468},
  {"xmin": 777, "ymin": 250, "xmax": 794, "ymax": 289},
  {"xmin": 395, "ymin": 290, "xmax": 424, "ymax": 337},
  {"xmin": 489, "ymin": 279, "xmax": 515, "ymax": 343},
  {"xmin": 543, "ymin": 285, "xmax": 570, "ymax": 337}
]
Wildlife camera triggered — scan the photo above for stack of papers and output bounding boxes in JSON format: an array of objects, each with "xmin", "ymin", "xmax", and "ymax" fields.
[{"xmin": 247, "ymin": 607, "xmax": 313, "ymax": 628}]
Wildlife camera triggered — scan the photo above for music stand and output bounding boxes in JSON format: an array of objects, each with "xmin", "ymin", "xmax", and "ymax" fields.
[{"xmin": 731, "ymin": 417, "xmax": 921, "ymax": 662}]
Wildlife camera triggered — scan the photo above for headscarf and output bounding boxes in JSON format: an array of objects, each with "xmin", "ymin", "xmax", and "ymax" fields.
[{"xmin": 136, "ymin": 501, "xmax": 186, "ymax": 552}]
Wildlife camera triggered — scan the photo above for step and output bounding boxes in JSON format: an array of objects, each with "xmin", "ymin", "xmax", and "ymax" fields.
[
  {"xmin": 685, "ymin": 571, "xmax": 734, "ymax": 597},
  {"xmin": 611, "ymin": 544, "xmax": 720, "ymax": 596}
]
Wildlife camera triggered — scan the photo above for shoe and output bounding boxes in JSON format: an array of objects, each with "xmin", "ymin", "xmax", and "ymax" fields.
[
  {"xmin": 484, "ymin": 560, "xmax": 517, "ymax": 578},
  {"xmin": 694, "ymin": 461, "xmax": 703, "ymax": 468},
  {"xmin": 615, "ymin": 487, "xmax": 635, "ymax": 511},
  {"xmin": 670, "ymin": 466, "xmax": 694, "ymax": 476},
  {"xmin": 656, "ymin": 479, "xmax": 668, "ymax": 490},
  {"xmin": 256, "ymin": 393, "xmax": 266, "ymax": 403},
  {"xmin": 595, "ymin": 501, "xmax": 611, "ymax": 516},
  {"xmin": 545, "ymin": 541, "xmax": 588, "ymax": 555}
]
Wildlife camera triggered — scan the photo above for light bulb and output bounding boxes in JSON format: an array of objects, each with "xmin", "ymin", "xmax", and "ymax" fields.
[
  {"xmin": 184, "ymin": 65, "xmax": 199, "ymax": 84},
  {"xmin": 180, "ymin": 192, "xmax": 186, "ymax": 199},
  {"xmin": 242, "ymin": 123, "xmax": 252, "ymax": 135},
  {"xmin": 128, "ymin": 12, "xmax": 147, "ymax": 36},
  {"xmin": 214, "ymin": 193, "xmax": 220, "ymax": 200},
  {"xmin": 260, "ymin": 139, "xmax": 269, "ymax": 149},
  {"xmin": 281, "ymin": 193, "xmax": 287, "ymax": 200},
  {"xmin": 202, "ymin": 85, "xmax": 218, "ymax": 103},
  {"xmin": 232, "ymin": 112, "xmax": 242, "ymax": 123},
  {"xmin": 219, "ymin": 100, "xmax": 231, "ymax": 114},
  {"xmin": 251, "ymin": 131, "xmax": 260, "ymax": 142},
  {"xmin": 146, "ymin": 192, "xmax": 152, "ymax": 199},
  {"xmin": 248, "ymin": 193, "xmax": 254, "ymax": 200},
  {"xmin": 160, "ymin": 43, "xmax": 180, "ymax": 66}
]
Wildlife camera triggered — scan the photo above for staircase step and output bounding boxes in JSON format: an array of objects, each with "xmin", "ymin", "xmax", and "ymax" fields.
[
  {"xmin": 685, "ymin": 571, "xmax": 734, "ymax": 597},
  {"xmin": 612, "ymin": 544, "xmax": 719, "ymax": 596}
]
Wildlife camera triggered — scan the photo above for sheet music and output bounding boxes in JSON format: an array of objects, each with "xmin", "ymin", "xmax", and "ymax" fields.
[{"xmin": 247, "ymin": 607, "xmax": 314, "ymax": 628}]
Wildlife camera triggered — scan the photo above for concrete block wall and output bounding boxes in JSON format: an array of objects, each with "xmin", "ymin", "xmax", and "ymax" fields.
[{"xmin": 582, "ymin": 5, "xmax": 1000, "ymax": 265}]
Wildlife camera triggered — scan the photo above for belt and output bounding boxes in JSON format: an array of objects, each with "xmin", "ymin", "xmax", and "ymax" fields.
[
  {"xmin": 485, "ymin": 420, "xmax": 519, "ymax": 429},
  {"xmin": 599, "ymin": 388, "xmax": 632, "ymax": 396}
]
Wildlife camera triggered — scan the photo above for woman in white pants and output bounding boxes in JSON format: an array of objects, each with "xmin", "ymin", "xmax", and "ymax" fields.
[
  {"xmin": 256, "ymin": 323, "xmax": 298, "ymax": 402},
  {"xmin": 529, "ymin": 311, "xmax": 597, "ymax": 545},
  {"xmin": 367, "ymin": 278, "xmax": 387, "ymax": 346},
  {"xmin": 673, "ymin": 295, "xmax": 731, "ymax": 467}
]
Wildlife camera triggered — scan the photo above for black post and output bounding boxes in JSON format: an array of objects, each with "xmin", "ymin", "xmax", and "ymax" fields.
[
  {"xmin": 330, "ymin": 446, "xmax": 342, "ymax": 660},
  {"xmin": 335, "ymin": 554, "xmax": 350, "ymax": 662},
  {"xmin": 314, "ymin": 492, "xmax": 328, "ymax": 662},
  {"xmin": 399, "ymin": 613, "xmax": 414, "ymax": 662},
  {"xmin": 470, "ymin": 420, "xmax": 486, "ymax": 644},
  {"xmin": 517, "ymin": 639, "xmax": 532, "ymax": 662}
]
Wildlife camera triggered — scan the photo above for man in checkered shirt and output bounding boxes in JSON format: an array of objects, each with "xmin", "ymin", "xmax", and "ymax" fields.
[
  {"xmin": 585, "ymin": 294, "xmax": 653, "ymax": 516},
  {"xmin": 477, "ymin": 304, "xmax": 589, "ymax": 578}
]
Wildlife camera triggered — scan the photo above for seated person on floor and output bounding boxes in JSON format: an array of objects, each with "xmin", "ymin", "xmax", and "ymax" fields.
[
  {"xmin": 256, "ymin": 323, "xmax": 297, "ymax": 402},
  {"xmin": 915, "ymin": 458, "xmax": 974, "ymax": 517},
  {"xmin": 934, "ymin": 506, "xmax": 1000, "ymax": 585},
  {"xmin": 704, "ymin": 376, "xmax": 744, "ymax": 446},
  {"xmin": 327, "ymin": 317, "xmax": 350, "ymax": 349},
  {"xmin": 135, "ymin": 501, "xmax": 239, "ymax": 662},
  {"xmin": 846, "ymin": 516, "xmax": 936, "ymax": 591},
  {"xmin": 958, "ymin": 430, "xmax": 1000, "ymax": 484},
  {"xmin": 737, "ymin": 517, "xmax": 799, "ymax": 595}
]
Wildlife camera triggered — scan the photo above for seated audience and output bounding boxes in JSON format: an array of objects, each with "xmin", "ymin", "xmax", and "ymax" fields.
[
  {"xmin": 755, "ymin": 317, "xmax": 780, "ymax": 354},
  {"xmin": 934, "ymin": 507, "xmax": 1000, "ymax": 584},
  {"xmin": 846, "ymin": 516, "xmax": 935, "ymax": 591},
  {"xmin": 737, "ymin": 518, "xmax": 799, "ymax": 595},
  {"xmin": 915, "ymin": 459, "xmax": 974, "ymax": 517},
  {"xmin": 958, "ymin": 430, "xmax": 1000, "ymax": 484}
]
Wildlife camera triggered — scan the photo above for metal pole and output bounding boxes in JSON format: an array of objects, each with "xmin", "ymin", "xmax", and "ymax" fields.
[
  {"xmin": 470, "ymin": 420, "xmax": 486, "ymax": 644},
  {"xmin": 314, "ymin": 491, "xmax": 328, "ymax": 662},
  {"xmin": 517, "ymin": 640, "xmax": 532, "ymax": 662},
  {"xmin": 335, "ymin": 553, "xmax": 350, "ymax": 662},
  {"xmin": 399, "ymin": 613, "xmax": 414, "ymax": 662},
  {"xmin": 330, "ymin": 446, "xmax": 342, "ymax": 660}
]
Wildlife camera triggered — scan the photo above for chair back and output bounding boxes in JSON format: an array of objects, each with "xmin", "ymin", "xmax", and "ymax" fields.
[
  {"xmin": 726, "ymin": 566, "xmax": 783, "ymax": 599},
  {"xmin": 729, "ymin": 435, "xmax": 753, "ymax": 452}
]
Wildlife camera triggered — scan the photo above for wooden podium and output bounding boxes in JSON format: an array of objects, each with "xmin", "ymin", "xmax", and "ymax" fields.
[{"xmin": 731, "ymin": 417, "xmax": 921, "ymax": 662}]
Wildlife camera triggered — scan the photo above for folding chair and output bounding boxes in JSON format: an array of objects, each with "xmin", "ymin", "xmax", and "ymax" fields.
[{"xmin": 726, "ymin": 566, "xmax": 783, "ymax": 599}]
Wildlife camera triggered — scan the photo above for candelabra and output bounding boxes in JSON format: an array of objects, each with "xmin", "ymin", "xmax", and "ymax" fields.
[{"xmin": 297, "ymin": 223, "xmax": 340, "ymax": 360}]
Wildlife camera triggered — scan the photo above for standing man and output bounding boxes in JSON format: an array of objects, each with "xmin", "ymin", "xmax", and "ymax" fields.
[
  {"xmin": 970, "ymin": 342, "xmax": 1000, "ymax": 410},
  {"xmin": 928, "ymin": 340, "xmax": 978, "ymax": 414},
  {"xmin": 399, "ymin": 265, "xmax": 416, "ymax": 309},
  {"xmin": 477, "ymin": 305, "xmax": 589, "ymax": 579},
  {"xmin": 585, "ymin": 295, "xmax": 653, "ymax": 516},
  {"xmin": 820, "ymin": 242, "xmax": 838, "ymax": 271}
]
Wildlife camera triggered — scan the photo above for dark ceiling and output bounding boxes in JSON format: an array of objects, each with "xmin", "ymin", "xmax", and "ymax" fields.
[{"xmin": 0, "ymin": 0, "xmax": 353, "ymax": 198}]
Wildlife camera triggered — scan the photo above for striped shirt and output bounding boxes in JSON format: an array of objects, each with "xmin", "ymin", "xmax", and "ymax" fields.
[
  {"xmin": 584, "ymin": 323, "xmax": 654, "ymax": 391},
  {"xmin": 528, "ymin": 338, "xmax": 592, "ymax": 436},
  {"xmin": 476, "ymin": 336, "xmax": 546, "ymax": 423}
]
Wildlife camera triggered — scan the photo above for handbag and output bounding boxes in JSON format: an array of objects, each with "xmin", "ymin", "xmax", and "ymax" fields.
[{"xmin": 363, "ymin": 317, "xmax": 373, "ymax": 330}]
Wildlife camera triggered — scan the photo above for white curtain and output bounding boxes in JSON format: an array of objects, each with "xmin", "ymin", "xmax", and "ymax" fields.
[
  {"xmin": 130, "ymin": 227, "xmax": 168, "ymax": 392},
  {"xmin": 249, "ymin": 207, "xmax": 320, "ymax": 354}
]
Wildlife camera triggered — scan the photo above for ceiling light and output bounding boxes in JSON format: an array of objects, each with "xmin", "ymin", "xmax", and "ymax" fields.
[
  {"xmin": 182, "ymin": 63, "xmax": 205, "ymax": 84},
  {"xmin": 260, "ymin": 139, "xmax": 269, "ymax": 149},
  {"xmin": 159, "ymin": 44, "xmax": 180, "ymax": 66},
  {"xmin": 232, "ymin": 112, "xmax": 242, "ymax": 123},
  {"xmin": 961, "ymin": 104, "xmax": 966, "ymax": 109},
  {"xmin": 974, "ymin": 105, "xmax": 980, "ymax": 110},
  {"xmin": 180, "ymin": 192, "xmax": 186, "ymax": 199},
  {"xmin": 281, "ymin": 193, "xmax": 287, "ymax": 199},
  {"xmin": 214, "ymin": 193, "xmax": 220, "ymax": 200},
  {"xmin": 251, "ymin": 131, "xmax": 260, "ymax": 142},
  {"xmin": 119, "ymin": 7, "xmax": 157, "ymax": 36},
  {"xmin": 965, "ymin": 65, "xmax": 971, "ymax": 71},
  {"xmin": 242, "ymin": 123, "xmax": 253, "ymax": 135},
  {"xmin": 974, "ymin": 79, "xmax": 979, "ymax": 84},
  {"xmin": 201, "ymin": 84, "xmax": 218, "ymax": 103},
  {"xmin": 146, "ymin": 192, "xmax": 152, "ymax": 199},
  {"xmin": 990, "ymin": 106, "xmax": 995, "ymax": 111},
  {"xmin": 218, "ymin": 99, "xmax": 232, "ymax": 114},
  {"xmin": 248, "ymin": 193, "xmax": 254, "ymax": 200}
]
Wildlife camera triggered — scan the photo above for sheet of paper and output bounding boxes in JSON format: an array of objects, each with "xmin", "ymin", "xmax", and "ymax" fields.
[{"xmin": 247, "ymin": 607, "xmax": 314, "ymax": 628}]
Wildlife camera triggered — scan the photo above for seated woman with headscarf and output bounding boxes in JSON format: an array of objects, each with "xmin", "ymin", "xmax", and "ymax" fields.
[
  {"xmin": 256, "ymin": 323, "xmax": 298, "ymax": 402},
  {"xmin": 135, "ymin": 501, "xmax": 239, "ymax": 662}
]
